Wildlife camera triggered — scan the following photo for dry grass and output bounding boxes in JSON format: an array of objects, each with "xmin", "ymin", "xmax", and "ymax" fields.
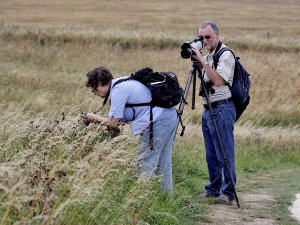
[
  {"xmin": 0, "ymin": 0, "xmax": 300, "ymax": 224},
  {"xmin": 0, "ymin": 107, "xmax": 156, "ymax": 224},
  {"xmin": 1, "ymin": 0, "xmax": 299, "ymax": 122},
  {"xmin": 1, "ymin": 0, "xmax": 299, "ymax": 45},
  {"xmin": 0, "ymin": 38, "xmax": 299, "ymax": 124}
]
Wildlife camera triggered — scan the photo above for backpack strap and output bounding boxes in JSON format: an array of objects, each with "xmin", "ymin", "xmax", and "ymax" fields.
[
  {"xmin": 111, "ymin": 77, "xmax": 155, "ymax": 150},
  {"xmin": 213, "ymin": 47, "xmax": 238, "ymax": 84},
  {"xmin": 213, "ymin": 47, "xmax": 231, "ymax": 69},
  {"xmin": 149, "ymin": 105, "xmax": 154, "ymax": 150},
  {"xmin": 103, "ymin": 77, "xmax": 132, "ymax": 106},
  {"xmin": 112, "ymin": 77, "xmax": 132, "ymax": 87}
]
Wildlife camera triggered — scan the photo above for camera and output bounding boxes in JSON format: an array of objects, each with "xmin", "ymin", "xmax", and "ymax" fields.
[
  {"xmin": 180, "ymin": 36, "xmax": 203, "ymax": 59},
  {"xmin": 81, "ymin": 112, "xmax": 90, "ymax": 125},
  {"xmin": 81, "ymin": 112, "xmax": 88, "ymax": 118}
]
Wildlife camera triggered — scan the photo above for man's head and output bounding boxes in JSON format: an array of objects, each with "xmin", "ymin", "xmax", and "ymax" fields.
[
  {"xmin": 198, "ymin": 21, "xmax": 219, "ymax": 53},
  {"xmin": 86, "ymin": 66, "xmax": 113, "ymax": 97}
]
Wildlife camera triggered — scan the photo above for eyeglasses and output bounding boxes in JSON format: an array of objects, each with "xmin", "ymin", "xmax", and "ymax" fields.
[{"xmin": 199, "ymin": 35, "xmax": 211, "ymax": 40}]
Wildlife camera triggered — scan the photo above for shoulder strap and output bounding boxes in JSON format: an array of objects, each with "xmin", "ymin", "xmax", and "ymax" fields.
[
  {"xmin": 112, "ymin": 77, "xmax": 132, "ymax": 87},
  {"xmin": 213, "ymin": 47, "xmax": 235, "ymax": 69},
  {"xmin": 103, "ymin": 77, "xmax": 131, "ymax": 106},
  {"xmin": 113, "ymin": 77, "xmax": 153, "ymax": 108}
]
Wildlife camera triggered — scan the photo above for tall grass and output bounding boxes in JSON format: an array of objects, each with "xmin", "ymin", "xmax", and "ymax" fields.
[
  {"xmin": 0, "ymin": 0, "xmax": 300, "ymax": 223},
  {"xmin": 1, "ymin": 26, "xmax": 299, "ymax": 53},
  {"xmin": 0, "ymin": 106, "xmax": 299, "ymax": 224},
  {"xmin": 0, "ymin": 108, "xmax": 150, "ymax": 224},
  {"xmin": 1, "ymin": 28, "xmax": 299, "ymax": 125}
]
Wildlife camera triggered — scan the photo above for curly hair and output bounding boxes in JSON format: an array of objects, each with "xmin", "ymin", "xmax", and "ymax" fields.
[{"xmin": 85, "ymin": 66, "xmax": 114, "ymax": 89}]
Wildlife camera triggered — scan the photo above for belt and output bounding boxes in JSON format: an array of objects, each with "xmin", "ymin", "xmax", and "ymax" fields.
[{"xmin": 203, "ymin": 97, "xmax": 233, "ymax": 110}]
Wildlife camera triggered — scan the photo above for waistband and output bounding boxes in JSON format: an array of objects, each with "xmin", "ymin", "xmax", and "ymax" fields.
[{"xmin": 203, "ymin": 97, "xmax": 233, "ymax": 110}]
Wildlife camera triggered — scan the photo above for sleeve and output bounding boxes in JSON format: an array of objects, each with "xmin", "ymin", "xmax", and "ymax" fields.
[
  {"xmin": 108, "ymin": 83, "xmax": 130, "ymax": 119},
  {"xmin": 216, "ymin": 50, "xmax": 235, "ymax": 85}
]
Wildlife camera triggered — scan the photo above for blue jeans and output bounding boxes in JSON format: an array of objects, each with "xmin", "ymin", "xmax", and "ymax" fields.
[
  {"xmin": 137, "ymin": 107, "xmax": 177, "ymax": 194},
  {"xmin": 202, "ymin": 101, "xmax": 236, "ymax": 199}
]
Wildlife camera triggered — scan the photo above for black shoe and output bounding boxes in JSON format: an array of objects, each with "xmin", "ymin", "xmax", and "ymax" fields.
[{"xmin": 201, "ymin": 191, "xmax": 218, "ymax": 198}]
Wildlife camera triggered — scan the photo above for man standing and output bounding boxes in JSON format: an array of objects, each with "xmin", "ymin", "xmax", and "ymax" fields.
[{"xmin": 191, "ymin": 21, "xmax": 237, "ymax": 204}]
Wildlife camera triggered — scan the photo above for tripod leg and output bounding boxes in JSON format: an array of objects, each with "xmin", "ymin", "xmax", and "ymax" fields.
[
  {"xmin": 173, "ymin": 66, "xmax": 197, "ymax": 141},
  {"xmin": 192, "ymin": 72, "xmax": 196, "ymax": 110}
]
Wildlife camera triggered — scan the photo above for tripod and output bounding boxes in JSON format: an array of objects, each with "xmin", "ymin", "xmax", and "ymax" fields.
[
  {"xmin": 174, "ymin": 63, "xmax": 198, "ymax": 138},
  {"xmin": 175, "ymin": 61, "xmax": 240, "ymax": 208}
]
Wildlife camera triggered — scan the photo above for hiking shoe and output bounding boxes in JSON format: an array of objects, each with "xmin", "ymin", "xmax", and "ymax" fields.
[{"xmin": 216, "ymin": 194, "xmax": 234, "ymax": 205}]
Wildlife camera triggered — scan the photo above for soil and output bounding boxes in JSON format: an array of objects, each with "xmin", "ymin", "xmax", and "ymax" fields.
[
  {"xmin": 203, "ymin": 190, "xmax": 276, "ymax": 225},
  {"xmin": 202, "ymin": 170, "xmax": 300, "ymax": 225}
]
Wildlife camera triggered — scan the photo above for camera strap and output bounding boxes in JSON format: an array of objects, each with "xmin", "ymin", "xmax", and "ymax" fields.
[{"xmin": 102, "ymin": 82, "xmax": 112, "ymax": 106}]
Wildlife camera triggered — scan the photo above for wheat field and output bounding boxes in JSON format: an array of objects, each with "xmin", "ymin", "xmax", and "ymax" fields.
[
  {"xmin": 1, "ymin": 0, "xmax": 299, "ymax": 123},
  {"xmin": 1, "ymin": 0, "xmax": 300, "ymax": 224}
]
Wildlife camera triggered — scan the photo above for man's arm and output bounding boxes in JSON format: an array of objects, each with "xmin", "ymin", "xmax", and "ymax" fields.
[
  {"xmin": 191, "ymin": 45, "xmax": 225, "ymax": 87},
  {"xmin": 86, "ymin": 113, "xmax": 120, "ymax": 126},
  {"xmin": 201, "ymin": 63, "xmax": 225, "ymax": 86}
]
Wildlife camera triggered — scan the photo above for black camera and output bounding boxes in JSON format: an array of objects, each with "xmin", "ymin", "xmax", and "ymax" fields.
[
  {"xmin": 81, "ymin": 112, "xmax": 88, "ymax": 119},
  {"xmin": 81, "ymin": 112, "xmax": 90, "ymax": 126},
  {"xmin": 180, "ymin": 36, "xmax": 203, "ymax": 59}
]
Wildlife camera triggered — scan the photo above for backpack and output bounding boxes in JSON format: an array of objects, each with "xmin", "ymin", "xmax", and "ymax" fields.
[
  {"xmin": 213, "ymin": 48, "xmax": 251, "ymax": 121},
  {"xmin": 111, "ymin": 67, "xmax": 184, "ymax": 149}
]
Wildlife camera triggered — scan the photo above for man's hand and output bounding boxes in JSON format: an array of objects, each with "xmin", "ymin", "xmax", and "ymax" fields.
[
  {"xmin": 191, "ymin": 44, "xmax": 206, "ymax": 65},
  {"xmin": 85, "ymin": 113, "xmax": 120, "ymax": 127}
]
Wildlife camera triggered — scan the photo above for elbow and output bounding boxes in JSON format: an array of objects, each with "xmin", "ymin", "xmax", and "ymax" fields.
[
  {"xmin": 213, "ymin": 80, "xmax": 224, "ymax": 87},
  {"xmin": 213, "ymin": 76, "xmax": 225, "ymax": 87}
]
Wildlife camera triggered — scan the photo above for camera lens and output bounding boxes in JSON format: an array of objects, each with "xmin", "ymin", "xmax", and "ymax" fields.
[
  {"xmin": 180, "ymin": 37, "xmax": 203, "ymax": 59},
  {"xmin": 180, "ymin": 42, "xmax": 192, "ymax": 58},
  {"xmin": 193, "ymin": 40, "xmax": 203, "ymax": 51}
]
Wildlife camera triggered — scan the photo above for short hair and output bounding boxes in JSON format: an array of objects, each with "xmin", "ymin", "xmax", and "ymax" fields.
[
  {"xmin": 86, "ymin": 66, "xmax": 113, "ymax": 89},
  {"xmin": 200, "ymin": 21, "xmax": 219, "ymax": 33}
]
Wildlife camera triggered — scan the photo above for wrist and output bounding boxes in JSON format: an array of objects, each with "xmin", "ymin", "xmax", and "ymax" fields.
[{"xmin": 201, "ymin": 60, "xmax": 209, "ymax": 66}]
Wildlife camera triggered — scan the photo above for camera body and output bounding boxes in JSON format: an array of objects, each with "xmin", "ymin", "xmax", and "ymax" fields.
[
  {"xmin": 81, "ymin": 112, "xmax": 88, "ymax": 118},
  {"xmin": 81, "ymin": 112, "xmax": 90, "ymax": 125},
  {"xmin": 180, "ymin": 36, "xmax": 203, "ymax": 60}
]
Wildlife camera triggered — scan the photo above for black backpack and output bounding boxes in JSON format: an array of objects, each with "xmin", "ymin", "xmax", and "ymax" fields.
[
  {"xmin": 213, "ymin": 48, "xmax": 251, "ymax": 121},
  {"xmin": 111, "ymin": 67, "xmax": 183, "ymax": 149}
]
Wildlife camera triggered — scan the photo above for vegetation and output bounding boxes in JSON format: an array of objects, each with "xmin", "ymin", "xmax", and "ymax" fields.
[{"xmin": 0, "ymin": 0, "xmax": 300, "ymax": 224}]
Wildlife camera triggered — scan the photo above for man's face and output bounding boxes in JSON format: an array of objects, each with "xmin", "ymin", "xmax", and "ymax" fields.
[
  {"xmin": 91, "ymin": 83, "xmax": 107, "ymax": 98},
  {"xmin": 198, "ymin": 25, "xmax": 219, "ymax": 53}
]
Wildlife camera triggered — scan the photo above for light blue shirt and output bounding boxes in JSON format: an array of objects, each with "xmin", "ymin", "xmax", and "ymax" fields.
[{"xmin": 108, "ymin": 77, "xmax": 163, "ymax": 136}]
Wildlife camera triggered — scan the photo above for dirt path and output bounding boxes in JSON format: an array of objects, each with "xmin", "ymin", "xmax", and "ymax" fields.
[
  {"xmin": 203, "ymin": 189, "xmax": 276, "ymax": 225},
  {"xmin": 202, "ymin": 170, "xmax": 300, "ymax": 225}
]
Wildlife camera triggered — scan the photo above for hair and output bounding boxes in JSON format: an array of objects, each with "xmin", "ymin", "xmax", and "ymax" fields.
[
  {"xmin": 85, "ymin": 66, "xmax": 113, "ymax": 89},
  {"xmin": 200, "ymin": 21, "xmax": 219, "ymax": 33}
]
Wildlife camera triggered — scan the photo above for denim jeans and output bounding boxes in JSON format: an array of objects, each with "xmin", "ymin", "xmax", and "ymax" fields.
[
  {"xmin": 137, "ymin": 107, "xmax": 177, "ymax": 194},
  {"xmin": 202, "ymin": 101, "xmax": 236, "ymax": 199}
]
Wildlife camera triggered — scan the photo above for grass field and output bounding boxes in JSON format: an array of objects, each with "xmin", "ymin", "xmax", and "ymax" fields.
[{"xmin": 1, "ymin": 0, "xmax": 300, "ymax": 224}]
